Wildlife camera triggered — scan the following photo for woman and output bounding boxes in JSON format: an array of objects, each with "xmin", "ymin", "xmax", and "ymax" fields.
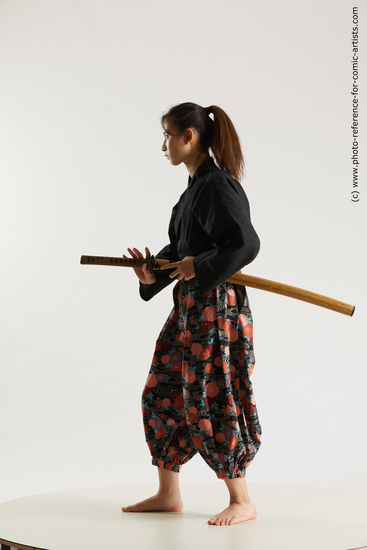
[{"xmin": 121, "ymin": 102, "xmax": 261, "ymax": 526}]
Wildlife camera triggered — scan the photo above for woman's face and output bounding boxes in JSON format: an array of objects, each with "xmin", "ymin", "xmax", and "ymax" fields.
[{"xmin": 161, "ymin": 123, "xmax": 188, "ymax": 166}]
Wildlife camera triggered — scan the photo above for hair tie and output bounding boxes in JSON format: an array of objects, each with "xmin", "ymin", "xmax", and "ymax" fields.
[{"xmin": 205, "ymin": 106, "xmax": 212, "ymax": 116}]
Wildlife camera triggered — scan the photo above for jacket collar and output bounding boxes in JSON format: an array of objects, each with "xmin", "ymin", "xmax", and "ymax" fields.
[{"xmin": 188, "ymin": 156, "xmax": 217, "ymax": 188}]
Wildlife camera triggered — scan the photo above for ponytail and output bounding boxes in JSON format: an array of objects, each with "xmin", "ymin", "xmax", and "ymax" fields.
[
  {"xmin": 206, "ymin": 105, "xmax": 244, "ymax": 182},
  {"xmin": 161, "ymin": 102, "xmax": 245, "ymax": 181}
]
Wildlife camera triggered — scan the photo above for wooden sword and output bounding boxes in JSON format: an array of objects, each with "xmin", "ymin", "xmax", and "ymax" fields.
[{"xmin": 80, "ymin": 254, "xmax": 355, "ymax": 317}]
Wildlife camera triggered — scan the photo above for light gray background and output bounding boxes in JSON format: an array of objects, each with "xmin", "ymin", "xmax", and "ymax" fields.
[{"xmin": 0, "ymin": 0, "xmax": 366, "ymax": 503}]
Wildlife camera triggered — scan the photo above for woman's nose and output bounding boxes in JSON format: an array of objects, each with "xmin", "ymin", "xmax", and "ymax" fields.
[{"xmin": 162, "ymin": 139, "xmax": 167, "ymax": 151}]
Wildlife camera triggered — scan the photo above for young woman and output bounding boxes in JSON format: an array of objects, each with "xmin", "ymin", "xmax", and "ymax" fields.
[{"xmin": 121, "ymin": 102, "xmax": 261, "ymax": 526}]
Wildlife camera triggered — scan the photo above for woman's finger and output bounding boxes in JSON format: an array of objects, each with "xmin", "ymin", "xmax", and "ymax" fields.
[
  {"xmin": 127, "ymin": 247, "xmax": 138, "ymax": 258},
  {"xmin": 160, "ymin": 261, "xmax": 179, "ymax": 270},
  {"xmin": 169, "ymin": 269, "xmax": 180, "ymax": 279},
  {"xmin": 133, "ymin": 248, "xmax": 144, "ymax": 259}
]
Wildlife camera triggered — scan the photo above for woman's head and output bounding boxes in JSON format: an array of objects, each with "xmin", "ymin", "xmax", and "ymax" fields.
[{"xmin": 161, "ymin": 102, "xmax": 244, "ymax": 181}]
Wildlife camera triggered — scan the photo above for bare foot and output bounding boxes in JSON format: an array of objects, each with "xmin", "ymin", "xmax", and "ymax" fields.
[
  {"xmin": 121, "ymin": 492, "xmax": 183, "ymax": 513},
  {"xmin": 208, "ymin": 500, "xmax": 257, "ymax": 526}
]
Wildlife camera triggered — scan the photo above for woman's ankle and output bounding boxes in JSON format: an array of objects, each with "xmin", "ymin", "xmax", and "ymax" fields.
[
  {"xmin": 224, "ymin": 476, "xmax": 252, "ymax": 504},
  {"xmin": 157, "ymin": 466, "xmax": 181, "ymax": 495}
]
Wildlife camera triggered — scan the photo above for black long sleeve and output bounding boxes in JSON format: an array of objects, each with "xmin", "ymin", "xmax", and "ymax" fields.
[
  {"xmin": 139, "ymin": 244, "xmax": 177, "ymax": 302},
  {"xmin": 192, "ymin": 172, "xmax": 260, "ymax": 291},
  {"xmin": 139, "ymin": 205, "xmax": 180, "ymax": 301}
]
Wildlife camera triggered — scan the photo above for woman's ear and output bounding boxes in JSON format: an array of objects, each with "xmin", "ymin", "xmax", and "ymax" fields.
[{"xmin": 185, "ymin": 128, "xmax": 195, "ymax": 145}]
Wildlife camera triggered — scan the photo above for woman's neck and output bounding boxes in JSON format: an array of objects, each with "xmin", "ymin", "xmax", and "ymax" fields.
[{"xmin": 184, "ymin": 152, "xmax": 210, "ymax": 178}]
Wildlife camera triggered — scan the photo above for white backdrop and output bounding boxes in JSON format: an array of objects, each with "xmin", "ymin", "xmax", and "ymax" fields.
[{"xmin": 0, "ymin": 0, "xmax": 366, "ymax": 503}]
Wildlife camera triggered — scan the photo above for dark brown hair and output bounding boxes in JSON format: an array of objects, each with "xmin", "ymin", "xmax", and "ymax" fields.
[{"xmin": 161, "ymin": 102, "xmax": 245, "ymax": 181}]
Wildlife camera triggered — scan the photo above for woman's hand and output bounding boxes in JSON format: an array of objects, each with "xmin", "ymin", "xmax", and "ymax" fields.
[
  {"xmin": 160, "ymin": 256, "xmax": 195, "ymax": 281},
  {"xmin": 123, "ymin": 247, "xmax": 156, "ymax": 284}
]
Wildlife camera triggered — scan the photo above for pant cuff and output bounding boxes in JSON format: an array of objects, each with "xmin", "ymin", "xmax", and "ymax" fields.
[
  {"xmin": 216, "ymin": 471, "xmax": 246, "ymax": 479},
  {"xmin": 152, "ymin": 457, "xmax": 183, "ymax": 473}
]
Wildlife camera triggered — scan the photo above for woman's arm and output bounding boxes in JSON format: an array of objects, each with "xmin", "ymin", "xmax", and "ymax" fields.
[
  {"xmin": 130, "ymin": 243, "xmax": 179, "ymax": 301},
  {"xmin": 192, "ymin": 174, "xmax": 260, "ymax": 292}
]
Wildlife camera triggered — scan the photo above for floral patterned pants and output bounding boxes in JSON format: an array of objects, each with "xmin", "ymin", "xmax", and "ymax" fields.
[{"xmin": 142, "ymin": 278, "xmax": 261, "ymax": 479}]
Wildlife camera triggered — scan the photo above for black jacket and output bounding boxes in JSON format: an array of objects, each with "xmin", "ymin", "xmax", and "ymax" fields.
[{"xmin": 140, "ymin": 156, "xmax": 260, "ymax": 301}]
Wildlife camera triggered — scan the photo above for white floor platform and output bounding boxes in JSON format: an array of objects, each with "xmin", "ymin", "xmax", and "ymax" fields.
[{"xmin": 0, "ymin": 482, "xmax": 366, "ymax": 550}]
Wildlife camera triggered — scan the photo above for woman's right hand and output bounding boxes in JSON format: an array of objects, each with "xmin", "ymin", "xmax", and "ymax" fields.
[{"xmin": 123, "ymin": 247, "xmax": 156, "ymax": 285}]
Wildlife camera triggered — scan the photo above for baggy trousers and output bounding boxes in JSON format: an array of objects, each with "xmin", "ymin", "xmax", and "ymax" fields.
[{"xmin": 142, "ymin": 278, "xmax": 261, "ymax": 479}]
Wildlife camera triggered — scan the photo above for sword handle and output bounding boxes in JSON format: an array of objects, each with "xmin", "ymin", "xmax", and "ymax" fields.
[{"xmin": 80, "ymin": 255, "xmax": 170, "ymax": 271}]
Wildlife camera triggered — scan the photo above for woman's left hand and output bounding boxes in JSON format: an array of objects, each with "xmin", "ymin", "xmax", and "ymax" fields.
[{"xmin": 160, "ymin": 256, "xmax": 196, "ymax": 281}]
